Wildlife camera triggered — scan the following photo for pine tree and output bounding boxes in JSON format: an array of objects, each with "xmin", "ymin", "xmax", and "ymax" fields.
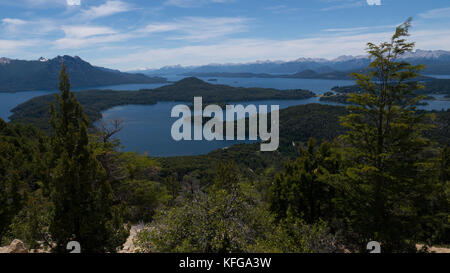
[
  {"xmin": 48, "ymin": 64, "xmax": 129, "ymax": 253},
  {"xmin": 338, "ymin": 18, "xmax": 435, "ymax": 252}
]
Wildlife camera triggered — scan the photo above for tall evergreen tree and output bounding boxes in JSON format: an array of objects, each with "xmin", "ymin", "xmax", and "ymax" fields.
[
  {"xmin": 338, "ymin": 18, "xmax": 435, "ymax": 252},
  {"xmin": 47, "ymin": 64, "xmax": 128, "ymax": 253}
]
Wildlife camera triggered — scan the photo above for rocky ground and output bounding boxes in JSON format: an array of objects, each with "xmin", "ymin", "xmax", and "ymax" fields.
[
  {"xmin": 0, "ymin": 239, "xmax": 29, "ymax": 253},
  {"xmin": 1, "ymin": 231, "xmax": 449, "ymax": 253},
  {"xmin": 119, "ymin": 224, "xmax": 145, "ymax": 253}
]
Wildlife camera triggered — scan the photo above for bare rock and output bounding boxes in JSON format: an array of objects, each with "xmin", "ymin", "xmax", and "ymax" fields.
[
  {"xmin": 119, "ymin": 224, "xmax": 146, "ymax": 253},
  {"xmin": 7, "ymin": 239, "xmax": 28, "ymax": 253}
]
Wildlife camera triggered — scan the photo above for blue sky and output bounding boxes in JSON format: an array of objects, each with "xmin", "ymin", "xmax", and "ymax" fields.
[{"xmin": 1, "ymin": 0, "xmax": 450, "ymax": 70}]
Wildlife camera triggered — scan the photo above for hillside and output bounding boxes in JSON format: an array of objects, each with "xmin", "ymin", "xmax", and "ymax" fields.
[{"xmin": 0, "ymin": 55, "xmax": 168, "ymax": 92}]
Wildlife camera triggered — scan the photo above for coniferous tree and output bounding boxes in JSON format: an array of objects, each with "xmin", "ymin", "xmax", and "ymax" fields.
[
  {"xmin": 47, "ymin": 64, "xmax": 129, "ymax": 253},
  {"xmin": 338, "ymin": 18, "xmax": 435, "ymax": 252}
]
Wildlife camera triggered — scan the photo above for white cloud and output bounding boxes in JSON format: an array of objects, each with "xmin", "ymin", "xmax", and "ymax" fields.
[
  {"xmin": 96, "ymin": 32, "xmax": 391, "ymax": 69},
  {"xmin": 80, "ymin": 0, "xmax": 132, "ymax": 20},
  {"xmin": 54, "ymin": 25, "xmax": 127, "ymax": 48},
  {"xmin": 1, "ymin": 18, "xmax": 58, "ymax": 36},
  {"xmin": 53, "ymin": 33, "xmax": 132, "ymax": 49},
  {"xmin": 264, "ymin": 5, "xmax": 299, "ymax": 14},
  {"xmin": 66, "ymin": 0, "xmax": 81, "ymax": 6},
  {"xmin": 2, "ymin": 18, "xmax": 28, "ymax": 32},
  {"xmin": 95, "ymin": 28, "xmax": 450, "ymax": 70},
  {"xmin": 165, "ymin": 0, "xmax": 234, "ymax": 8},
  {"xmin": 141, "ymin": 17, "xmax": 249, "ymax": 41},
  {"xmin": 367, "ymin": 0, "xmax": 381, "ymax": 6},
  {"xmin": 0, "ymin": 39, "xmax": 37, "ymax": 54},
  {"xmin": 7, "ymin": 0, "xmax": 68, "ymax": 7},
  {"xmin": 323, "ymin": 24, "xmax": 398, "ymax": 33},
  {"xmin": 61, "ymin": 25, "xmax": 117, "ymax": 38},
  {"xmin": 419, "ymin": 7, "xmax": 450, "ymax": 19}
]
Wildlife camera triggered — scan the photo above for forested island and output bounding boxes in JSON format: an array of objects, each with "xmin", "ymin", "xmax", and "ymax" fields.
[{"xmin": 9, "ymin": 77, "xmax": 314, "ymax": 131}]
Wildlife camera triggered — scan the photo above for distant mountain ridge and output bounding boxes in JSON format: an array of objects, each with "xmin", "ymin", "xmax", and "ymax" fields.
[
  {"xmin": 182, "ymin": 69, "xmax": 435, "ymax": 81},
  {"xmin": 0, "ymin": 55, "xmax": 168, "ymax": 92},
  {"xmin": 138, "ymin": 49, "xmax": 450, "ymax": 76},
  {"xmin": 182, "ymin": 70, "xmax": 361, "ymax": 80}
]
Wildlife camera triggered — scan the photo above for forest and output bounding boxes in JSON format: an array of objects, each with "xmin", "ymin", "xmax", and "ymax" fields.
[{"xmin": 0, "ymin": 19, "xmax": 448, "ymax": 253}]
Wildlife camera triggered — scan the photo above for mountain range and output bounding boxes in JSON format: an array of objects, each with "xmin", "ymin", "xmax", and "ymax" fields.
[
  {"xmin": 137, "ymin": 49, "xmax": 450, "ymax": 76},
  {"xmin": 0, "ymin": 55, "xmax": 168, "ymax": 92}
]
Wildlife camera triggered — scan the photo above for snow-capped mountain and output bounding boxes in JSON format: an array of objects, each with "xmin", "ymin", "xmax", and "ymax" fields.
[
  {"xmin": 0, "ymin": 57, "xmax": 11, "ymax": 65},
  {"xmin": 138, "ymin": 50, "xmax": 450, "ymax": 76},
  {"xmin": 401, "ymin": 49, "xmax": 450, "ymax": 59}
]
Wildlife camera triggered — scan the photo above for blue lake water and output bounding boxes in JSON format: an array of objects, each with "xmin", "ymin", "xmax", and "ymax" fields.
[
  {"xmin": 1, "ymin": 76, "xmax": 449, "ymax": 157},
  {"xmin": 0, "ymin": 76, "xmax": 352, "ymax": 121},
  {"xmin": 99, "ymin": 94, "xmax": 448, "ymax": 157},
  {"xmin": 420, "ymin": 94, "xmax": 450, "ymax": 111},
  {"xmin": 99, "ymin": 97, "xmax": 345, "ymax": 157},
  {"xmin": 424, "ymin": 75, "xmax": 450, "ymax": 79},
  {"xmin": 0, "ymin": 82, "xmax": 171, "ymax": 121}
]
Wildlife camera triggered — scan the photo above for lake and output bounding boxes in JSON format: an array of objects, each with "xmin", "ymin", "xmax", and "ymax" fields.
[
  {"xmin": 100, "ymin": 95, "xmax": 448, "ymax": 157},
  {"xmin": 0, "ymin": 82, "xmax": 171, "ymax": 121},
  {"xmin": 1, "ymin": 76, "xmax": 449, "ymax": 157},
  {"xmin": 424, "ymin": 75, "xmax": 450, "ymax": 79},
  {"xmin": 0, "ymin": 76, "xmax": 352, "ymax": 121},
  {"xmin": 99, "ymin": 97, "xmax": 345, "ymax": 157}
]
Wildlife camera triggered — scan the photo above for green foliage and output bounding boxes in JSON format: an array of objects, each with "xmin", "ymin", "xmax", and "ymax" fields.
[
  {"xmin": 46, "ymin": 64, "xmax": 129, "ymax": 253},
  {"xmin": 0, "ymin": 119, "xmax": 46, "ymax": 242},
  {"xmin": 159, "ymin": 142, "xmax": 288, "ymax": 187},
  {"xmin": 420, "ymin": 146, "xmax": 450, "ymax": 245},
  {"xmin": 115, "ymin": 180, "xmax": 170, "ymax": 222},
  {"xmin": 269, "ymin": 138, "xmax": 341, "ymax": 223},
  {"xmin": 3, "ymin": 190, "xmax": 52, "ymax": 249},
  {"xmin": 250, "ymin": 218, "xmax": 341, "ymax": 253},
  {"xmin": 134, "ymin": 163, "xmax": 273, "ymax": 253},
  {"xmin": 120, "ymin": 152, "xmax": 159, "ymax": 180},
  {"xmin": 336, "ymin": 19, "xmax": 439, "ymax": 252},
  {"xmin": 90, "ymin": 121, "xmax": 165, "ymax": 224}
]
